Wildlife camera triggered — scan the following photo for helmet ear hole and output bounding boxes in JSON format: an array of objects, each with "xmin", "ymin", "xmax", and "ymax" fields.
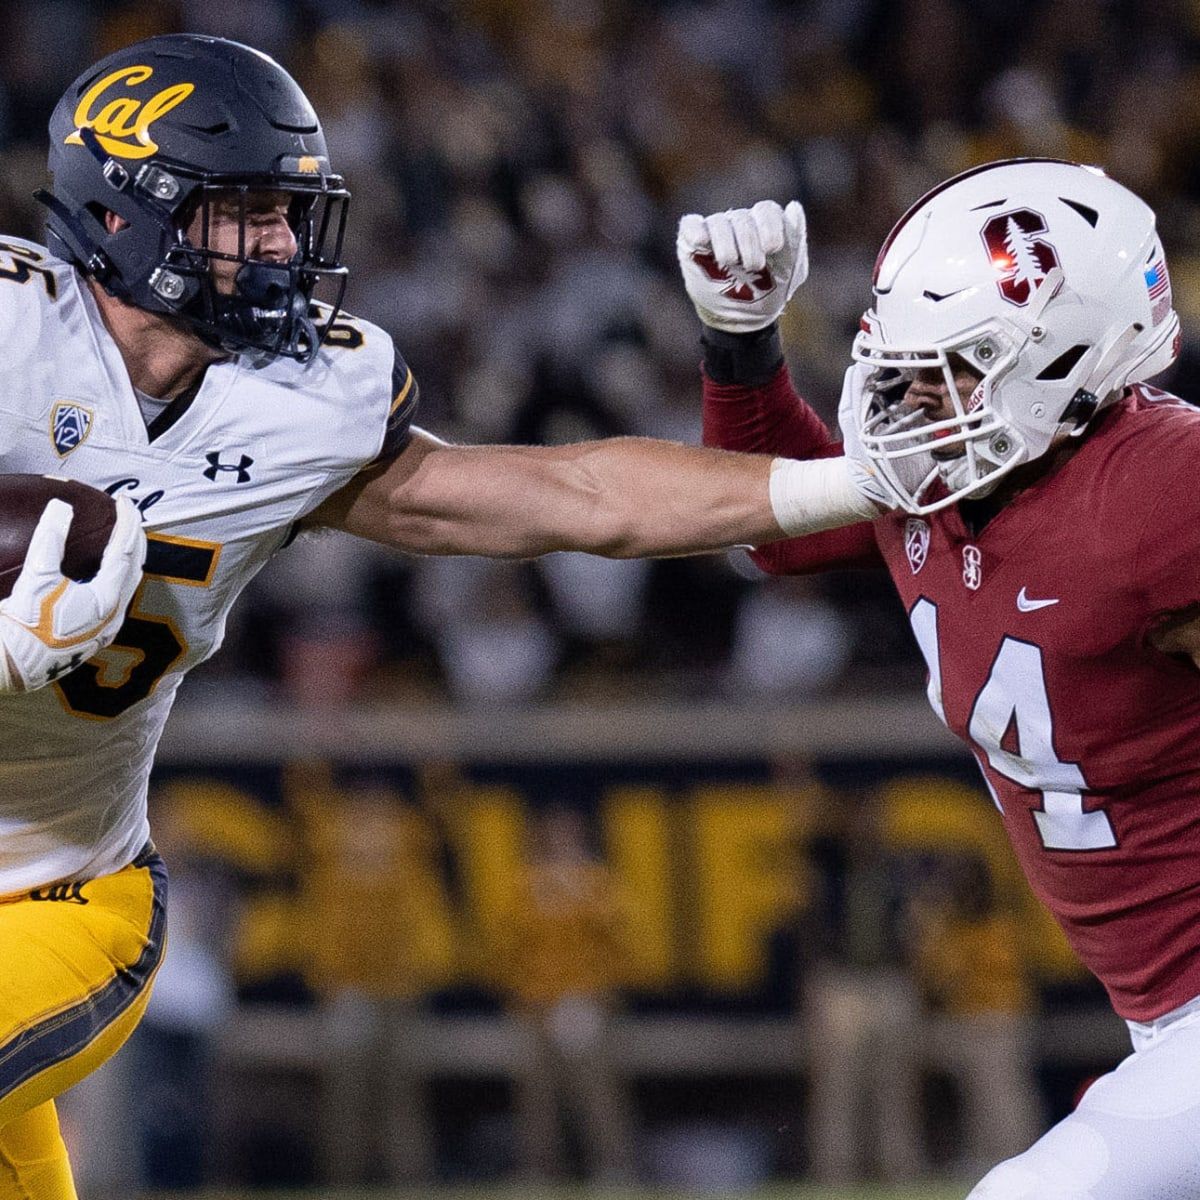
[
  {"xmin": 1036, "ymin": 344, "xmax": 1090, "ymax": 381},
  {"xmin": 97, "ymin": 208, "xmax": 128, "ymax": 235}
]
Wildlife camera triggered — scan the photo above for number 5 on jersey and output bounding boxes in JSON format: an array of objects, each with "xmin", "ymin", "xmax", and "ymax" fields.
[
  {"xmin": 910, "ymin": 597, "xmax": 1117, "ymax": 852},
  {"xmin": 55, "ymin": 533, "xmax": 221, "ymax": 720}
]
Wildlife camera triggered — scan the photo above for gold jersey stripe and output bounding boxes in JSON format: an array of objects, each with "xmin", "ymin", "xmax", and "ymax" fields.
[{"xmin": 390, "ymin": 367, "xmax": 414, "ymax": 416}]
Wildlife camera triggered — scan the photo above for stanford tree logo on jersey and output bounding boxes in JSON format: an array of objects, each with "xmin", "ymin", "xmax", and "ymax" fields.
[
  {"xmin": 980, "ymin": 209, "xmax": 1060, "ymax": 307},
  {"xmin": 962, "ymin": 544, "xmax": 983, "ymax": 590}
]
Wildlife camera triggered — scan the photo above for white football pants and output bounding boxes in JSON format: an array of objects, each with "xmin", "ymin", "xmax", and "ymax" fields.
[{"xmin": 967, "ymin": 994, "xmax": 1200, "ymax": 1199}]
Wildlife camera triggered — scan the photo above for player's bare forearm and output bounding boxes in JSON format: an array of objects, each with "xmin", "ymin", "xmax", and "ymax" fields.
[{"xmin": 313, "ymin": 429, "xmax": 785, "ymax": 558}]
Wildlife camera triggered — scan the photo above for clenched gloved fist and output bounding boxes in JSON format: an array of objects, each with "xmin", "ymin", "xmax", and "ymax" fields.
[
  {"xmin": 677, "ymin": 200, "xmax": 809, "ymax": 333},
  {"xmin": 0, "ymin": 497, "xmax": 146, "ymax": 692}
]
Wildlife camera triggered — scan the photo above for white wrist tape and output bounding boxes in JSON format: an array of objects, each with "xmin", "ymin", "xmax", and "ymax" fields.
[{"xmin": 768, "ymin": 456, "xmax": 879, "ymax": 537}]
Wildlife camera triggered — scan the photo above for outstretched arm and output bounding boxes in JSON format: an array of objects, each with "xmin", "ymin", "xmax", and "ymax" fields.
[
  {"xmin": 314, "ymin": 202, "xmax": 900, "ymax": 560},
  {"xmin": 312, "ymin": 428, "xmax": 803, "ymax": 558}
]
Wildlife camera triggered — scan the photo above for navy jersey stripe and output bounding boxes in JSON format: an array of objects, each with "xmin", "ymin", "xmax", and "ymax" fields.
[
  {"xmin": 0, "ymin": 849, "xmax": 168, "ymax": 1103},
  {"xmin": 376, "ymin": 342, "xmax": 419, "ymax": 463}
]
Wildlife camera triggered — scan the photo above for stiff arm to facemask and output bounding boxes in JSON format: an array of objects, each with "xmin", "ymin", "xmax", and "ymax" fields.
[{"xmin": 767, "ymin": 364, "xmax": 929, "ymax": 535}]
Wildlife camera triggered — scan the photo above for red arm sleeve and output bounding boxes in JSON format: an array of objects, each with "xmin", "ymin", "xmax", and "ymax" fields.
[{"xmin": 702, "ymin": 363, "xmax": 883, "ymax": 574}]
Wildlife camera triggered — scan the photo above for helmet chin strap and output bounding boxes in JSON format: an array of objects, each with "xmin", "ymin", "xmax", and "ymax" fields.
[
  {"xmin": 1058, "ymin": 323, "xmax": 1142, "ymax": 434},
  {"xmin": 936, "ymin": 455, "xmax": 974, "ymax": 497},
  {"xmin": 1019, "ymin": 266, "xmax": 1066, "ymax": 331},
  {"xmin": 215, "ymin": 260, "xmax": 318, "ymax": 362},
  {"xmin": 33, "ymin": 187, "xmax": 111, "ymax": 280},
  {"xmin": 1083, "ymin": 323, "xmax": 1143, "ymax": 403},
  {"xmin": 936, "ymin": 453, "xmax": 1007, "ymax": 502}
]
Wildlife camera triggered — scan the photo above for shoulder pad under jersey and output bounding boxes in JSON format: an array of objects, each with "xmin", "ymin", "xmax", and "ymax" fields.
[
  {"xmin": 242, "ymin": 304, "xmax": 417, "ymax": 475},
  {"xmin": 0, "ymin": 238, "xmax": 73, "ymax": 358}
]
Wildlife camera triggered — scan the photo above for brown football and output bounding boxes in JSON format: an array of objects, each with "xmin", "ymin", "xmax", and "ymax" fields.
[{"xmin": 0, "ymin": 475, "xmax": 118, "ymax": 601}]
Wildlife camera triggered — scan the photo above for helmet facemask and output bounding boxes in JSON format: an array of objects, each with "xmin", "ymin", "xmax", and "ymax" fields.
[
  {"xmin": 152, "ymin": 176, "xmax": 350, "ymax": 362},
  {"xmin": 853, "ymin": 322, "xmax": 1026, "ymax": 513}
]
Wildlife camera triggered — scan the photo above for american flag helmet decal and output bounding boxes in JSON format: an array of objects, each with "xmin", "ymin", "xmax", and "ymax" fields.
[{"xmin": 1145, "ymin": 255, "xmax": 1171, "ymax": 324}]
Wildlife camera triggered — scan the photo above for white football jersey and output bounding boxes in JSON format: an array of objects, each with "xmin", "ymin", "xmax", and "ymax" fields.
[{"xmin": 0, "ymin": 237, "xmax": 417, "ymax": 893}]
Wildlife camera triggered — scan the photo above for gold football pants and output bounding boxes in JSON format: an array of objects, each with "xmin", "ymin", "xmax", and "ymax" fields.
[{"xmin": 0, "ymin": 845, "xmax": 167, "ymax": 1199}]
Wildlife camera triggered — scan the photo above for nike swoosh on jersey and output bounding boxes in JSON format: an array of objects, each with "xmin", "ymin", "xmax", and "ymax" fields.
[{"xmin": 1017, "ymin": 587, "xmax": 1060, "ymax": 612}]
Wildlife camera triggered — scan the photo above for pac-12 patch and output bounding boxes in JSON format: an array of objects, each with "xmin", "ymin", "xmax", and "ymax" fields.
[
  {"xmin": 50, "ymin": 401, "xmax": 94, "ymax": 457},
  {"xmin": 905, "ymin": 518, "xmax": 930, "ymax": 574}
]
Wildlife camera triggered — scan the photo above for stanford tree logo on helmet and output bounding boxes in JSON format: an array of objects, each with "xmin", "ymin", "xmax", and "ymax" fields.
[
  {"xmin": 37, "ymin": 34, "xmax": 351, "ymax": 363},
  {"xmin": 980, "ymin": 209, "xmax": 1060, "ymax": 307},
  {"xmin": 851, "ymin": 158, "xmax": 1182, "ymax": 516}
]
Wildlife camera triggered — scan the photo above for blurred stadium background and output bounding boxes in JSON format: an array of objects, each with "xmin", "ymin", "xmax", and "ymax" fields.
[
  {"xmin": 128, "ymin": 1189, "xmax": 970, "ymax": 1200},
  {"xmin": 4, "ymin": 0, "xmax": 1199, "ymax": 1196},
  {"xmin": 125, "ymin": 1190, "xmax": 968, "ymax": 1200}
]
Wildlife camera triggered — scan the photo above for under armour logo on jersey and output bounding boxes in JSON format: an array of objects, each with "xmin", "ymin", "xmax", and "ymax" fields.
[
  {"xmin": 50, "ymin": 401, "xmax": 93, "ymax": 457},
  {"xmin": 962, "ymin": 544, "xmax": 982, "ymax": 590},
  {"xmin": 45, "ymin": 653, "xmax": 86, "ymax": 683},
  {"xmin": 203, "ymin": 451, "xmax": 254, "ymax": 483}
]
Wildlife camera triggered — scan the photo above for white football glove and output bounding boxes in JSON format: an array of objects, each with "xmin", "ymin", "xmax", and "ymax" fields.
[
  {"xmin": 0, "ymin": 496, "xmax": 146, "ymax": 693},
  {"xmin": 677, "ymin": 199, "xmax": 809, "ymax": 332}
]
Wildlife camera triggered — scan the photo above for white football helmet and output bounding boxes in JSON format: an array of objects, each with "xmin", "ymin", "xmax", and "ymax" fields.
[{"xmin": 851, "ymin": 158, "xmax": 1181, "ymax": 513}]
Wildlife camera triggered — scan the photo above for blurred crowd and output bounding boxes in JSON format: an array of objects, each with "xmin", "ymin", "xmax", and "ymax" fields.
[{"xmin": 6, "ymin": 0, "xmax": 1200, "ymax": 706}]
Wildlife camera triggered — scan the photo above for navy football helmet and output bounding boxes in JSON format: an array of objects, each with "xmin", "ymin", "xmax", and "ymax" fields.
[{"xmin": 38, "ymin": 34, "xmax": 350, "ymax": 362}]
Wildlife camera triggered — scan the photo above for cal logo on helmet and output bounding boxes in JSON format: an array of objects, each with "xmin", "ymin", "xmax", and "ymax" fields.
[
  {"xmin": 65, "ymin": 66, "xmax": 194, "ymax": 160},
  {"xmin": 50, "ymin": 402, "xmax": 94, "ymax": 457}
]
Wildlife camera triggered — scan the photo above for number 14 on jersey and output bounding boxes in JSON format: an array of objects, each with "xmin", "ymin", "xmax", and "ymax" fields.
[{"xmin": 909, "ymin": 597, "xmax": 1117, "ymax": 852}]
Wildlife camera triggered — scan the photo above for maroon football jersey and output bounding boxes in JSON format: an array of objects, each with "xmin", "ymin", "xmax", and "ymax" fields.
[
  {"xmin": 877, "ymin": 386, "xmax": 1200, "ymax": 1020},
  {"xmin": 704, "ymin": 367, "xmax": 1200, "ymax": 1020}
]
